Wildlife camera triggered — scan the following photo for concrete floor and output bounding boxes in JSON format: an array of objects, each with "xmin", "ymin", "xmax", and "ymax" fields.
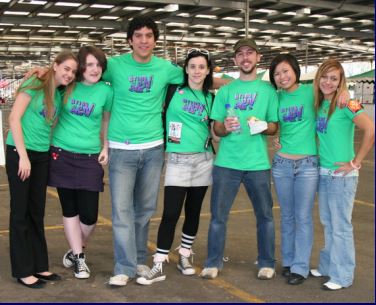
[{"xmin": 0, "ymin": 129, "xmax": 374, "ymax": 303}]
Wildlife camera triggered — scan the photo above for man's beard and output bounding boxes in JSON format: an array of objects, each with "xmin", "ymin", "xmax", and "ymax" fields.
[{"xmin": 240, "ymin": 64, "xmax": 256, "ymax": 75}]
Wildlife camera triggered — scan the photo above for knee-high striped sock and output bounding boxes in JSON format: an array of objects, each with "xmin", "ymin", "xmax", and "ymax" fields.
[{"xmin": 180, "ymin": 233, "xmax": 195, "ymax": 256}]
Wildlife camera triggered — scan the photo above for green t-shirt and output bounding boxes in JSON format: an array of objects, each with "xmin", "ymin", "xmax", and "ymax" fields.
[
  {"xmin": 102, "ymin": 53, "xmax": 183, "ymax": 144},
  {"xmin": 6, "ymin": 77, "xmax": 61, "ymax": 152},
  {"xmin": 316, "ymin": 99, "xmax": 363, "ymax": 170},
  {"xmin": 211, "ymin": 79, "xmax": 278, "ymax": 170},
  {"xmin": 277, "ymin": 84, "xmax": 317, "ymax": 155},
  {"xmin": 52, "ymin": 81, "xmax": 113, "ymax": 154},
  {"xmin": 166, "ymin": 87, "xmax": 213, "ymax": 153}
]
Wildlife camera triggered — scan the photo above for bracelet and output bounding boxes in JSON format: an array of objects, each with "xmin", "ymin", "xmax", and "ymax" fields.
[{"xmin": 350, "ymin": 160, "xmax": 361, "ymax": 170}]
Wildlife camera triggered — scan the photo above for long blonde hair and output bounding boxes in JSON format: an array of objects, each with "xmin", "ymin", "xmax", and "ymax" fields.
[
  {"xmin": 17, "ymin": 51, "xmax": 78, "ymax": 121},
  {"xmin": 313, "ymin": 59, "xmax": 347, "ymax": 119}
]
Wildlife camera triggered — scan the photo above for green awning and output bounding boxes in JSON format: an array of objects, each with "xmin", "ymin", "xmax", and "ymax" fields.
[{"xmin": 348, "ymin": 69, "xmax": 375, "ymax": 82}]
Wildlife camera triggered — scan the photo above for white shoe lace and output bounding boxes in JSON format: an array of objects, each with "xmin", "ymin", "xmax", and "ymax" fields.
[
  {"xmin": 146, "ymin": 262, "xmax": 163, "ymax": 279},
  {"xmin": 175, "ymin": 246, "xmax": 195, "ymax": 262},
  {"xmin": 76, "ymin": 258, "xmax": 90, "ymax": 273},
  {"xmin": 180, "ymin": 255, "xmax": 193, "ymax": 269}
]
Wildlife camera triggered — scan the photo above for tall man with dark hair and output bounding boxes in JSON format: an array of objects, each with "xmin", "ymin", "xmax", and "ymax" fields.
[
  {"xmin": 200, "ymin": 38, "xmax": 279, "ymax": 280},
  {"xmin": 102, "ymin": 16, "xmax": 184, "ymax": 286}
]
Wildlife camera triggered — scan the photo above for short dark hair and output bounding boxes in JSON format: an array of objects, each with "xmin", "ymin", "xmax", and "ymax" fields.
[
  {"xmin": 269, "ymin": 53, "xmax": 300, "ymax": 89},
  {"xmin": 127, "ymin": 16, "xmax": 159, "ymax": 41},
  {"xmin": 77, "ymin": 45, "xmax": 107, "ymax": 81},
  {"xmin": 182, "ymin": 50, "xmax": 213, "ymax": 96}
]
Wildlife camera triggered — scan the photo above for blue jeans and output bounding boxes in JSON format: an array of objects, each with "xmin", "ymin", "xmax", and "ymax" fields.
[
  {"xmin": 272, "ymin": 155, "xmax": 318, "ymax": 277},
  {"xmin": 205, "ymin": 166, "xmax": 275, "ymax": 270},
  {"xmin": 109, "ymin": 145, "xmax": 164, "ymax": 277},
  {"xmin": 317, "ymin": 174, "xmax": 358, "ymax": 287}
]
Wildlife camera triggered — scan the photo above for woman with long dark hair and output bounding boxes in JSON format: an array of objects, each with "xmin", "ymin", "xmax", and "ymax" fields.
[{"xmin": 137, "ymin": 48, "xmax": 214, "ymax": 285}]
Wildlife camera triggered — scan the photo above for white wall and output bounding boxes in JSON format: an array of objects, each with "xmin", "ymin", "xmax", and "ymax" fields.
[{"xmin": 363, "ymin": 104, "xmax": 375, "ymax": 121}]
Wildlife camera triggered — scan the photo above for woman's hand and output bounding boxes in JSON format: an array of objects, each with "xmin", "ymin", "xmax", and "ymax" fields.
[
  {"xmin": 272, "ymin": 137, "xmax": 282, "ymax": 150},
  {"xmin": 334, "ymin": 161, "xmax": 356, "ymax": 176},
  {"xmin": 98, "ymin": 148, "xmax": 108, "ymax": 166},
  {"xmin": 24, "ymin": 67, "xmax": 48, "ymax": 80},
  {"xmin": 18, "ymin": 156, "xmax": 31, "ymax": 181}
]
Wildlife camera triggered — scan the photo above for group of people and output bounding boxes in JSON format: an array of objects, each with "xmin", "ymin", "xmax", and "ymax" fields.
[{"xmin": 5, "ymin": 15, "xmax": 374, "ymax": 293}]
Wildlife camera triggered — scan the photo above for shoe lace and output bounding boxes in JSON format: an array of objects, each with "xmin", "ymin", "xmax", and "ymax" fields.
[
  {"xmin": 67, "ymin": 251, "xmax": 75, "ymax": 262},
  {"xmin": 180, "ymin": 255, "xmax": 193, "ymax": 269},
  {"xmin": 147, "ymin": 262, "xmax": 163, "ymax": 279},
  {"xmin": 175, "ymin": 246, "xmax": 195, "ymax": 263},
  {"xmin": 76, "ymin": 258, "xmax": 90, "ymax": 273}
]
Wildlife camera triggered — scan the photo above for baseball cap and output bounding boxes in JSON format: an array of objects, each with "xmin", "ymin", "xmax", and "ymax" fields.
[{"xmin": 234, "ymin": 38, "xmax": 259, "ymax": 53}]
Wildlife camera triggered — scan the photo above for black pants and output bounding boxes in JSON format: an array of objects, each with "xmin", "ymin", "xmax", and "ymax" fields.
[
  {"xmin": 6, "ymin": 146, "xmax": 49, "ymax": 278},
  {"xmin": 157, "ymin": 186, "xmax": 208, "ymax": 251},
  {"xmin": 57, "ymin": 188, "xmax": 99, "ymax": 225}
]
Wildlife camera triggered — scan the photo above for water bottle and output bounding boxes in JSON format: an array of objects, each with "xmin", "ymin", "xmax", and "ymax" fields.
[{"xmin": 225, "ymin": 103, "xmax": 241, "ymax": 134}]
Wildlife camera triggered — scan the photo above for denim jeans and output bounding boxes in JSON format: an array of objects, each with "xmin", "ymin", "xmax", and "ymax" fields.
[
  {"xmin": 317, "ymin": 174, "xmax": 358, "ymax": 287},
  {"xmin": 272, "ymin": 154, "xmax": 318, "ymax": 277},
  {"xmin": 205, "ymin": 166, "xmax": 275, "ymax": 270},
  {"xmin": 109, "ymin": 145, "xmax": 164, "ymax": 277}
]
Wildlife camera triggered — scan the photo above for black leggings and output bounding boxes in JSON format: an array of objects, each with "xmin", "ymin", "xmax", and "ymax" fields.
[
  {"xmin": 57, "ymin": 188, "xmax": 99, "ymax": 225},
  {"xmin": 157, "ymin": 186, "xmax": 208, "ymax": 251}
]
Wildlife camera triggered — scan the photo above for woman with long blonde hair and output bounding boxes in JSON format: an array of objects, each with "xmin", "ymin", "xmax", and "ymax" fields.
[
  {"xmin": 310, "ymin": 59, "xmax": 374, "ymax": 290},
  {"xmin": 6, "ymin": 51, "xmax": 78, "ymax": 289}
]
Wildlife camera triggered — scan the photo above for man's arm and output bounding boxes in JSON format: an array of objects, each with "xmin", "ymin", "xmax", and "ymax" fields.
[
  {"xmin": 212, "ymin": 77, "xmax": 231, "ymax": 89},
  {"xmin": 262, "ymin": 122, "xmax": 278, "ymax": 135}
]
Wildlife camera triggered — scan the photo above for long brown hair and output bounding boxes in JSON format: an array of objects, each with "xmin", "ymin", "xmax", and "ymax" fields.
[
  {"xmin": 17, "ymin": 50, "xmax": 78, "ymax": 121},
  {"xmin": 313, "ymin": 59, "xmax": 347, "ymax": 119}
]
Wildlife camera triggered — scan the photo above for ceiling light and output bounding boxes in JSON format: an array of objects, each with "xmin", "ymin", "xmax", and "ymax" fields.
[
  {"xmin": 19, "ymin": 0, "xmax": 47, "ymax": 4},
  {"xmin": 55, "ymin": 2, "xmax": 81, "ymax": 7},
  {"xmin": 38, "ymin": 13, "xmax": 60, "ymax": 17},
  {"xmin": 4, "ymin": 11, "xmax": 29, "ymax": 15},
  {"xmin": 164, "ymin": 4, "xmax": 179, "ymax": 12},
  {"xmin": 296, "ymin": 8, "xmax": 311, "ymax": 15},
  {"xmin": 123, "ymin": 6, "xmax": 145, "ymax": 11},
  {"xmin": 91, "ymin": 4, "xmax": 114, "ymax": 9}
]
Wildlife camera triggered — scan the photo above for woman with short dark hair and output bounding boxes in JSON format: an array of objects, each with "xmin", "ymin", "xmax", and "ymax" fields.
[{"xmin": 48, "ymin": 46, "xmax": 113, "ymax": 280}]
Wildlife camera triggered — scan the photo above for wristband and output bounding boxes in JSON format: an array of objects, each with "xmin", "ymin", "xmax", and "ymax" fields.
[{"xmin": 350, "ymin": 160, "xmax": 361, "ymax": 170}]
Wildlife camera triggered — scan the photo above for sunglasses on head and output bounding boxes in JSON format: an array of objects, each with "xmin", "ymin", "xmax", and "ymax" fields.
[{"xmin": 187, "ymin": 48, "xmax": 210, "ymax": 59}]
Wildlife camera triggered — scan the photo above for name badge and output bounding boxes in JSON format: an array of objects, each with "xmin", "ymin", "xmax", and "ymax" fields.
[{"xmin": 168, "ymin": 121, "xmax": 183, "ymax": 144}]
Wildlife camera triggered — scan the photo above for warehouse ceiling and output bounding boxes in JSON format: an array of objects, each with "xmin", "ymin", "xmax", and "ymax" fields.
[{"xmin": 0, "ymin": 0, "xmax": 374, "ymax": 77}]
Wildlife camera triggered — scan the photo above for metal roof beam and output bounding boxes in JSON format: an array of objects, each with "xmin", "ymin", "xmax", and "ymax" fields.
[
  {"xmin": 162, "ymin": 16, "xmax": 373, "ymax": 40},
  {"xmin": 267, "ymin": 0, "xmax": 373, "ymax": 15}
]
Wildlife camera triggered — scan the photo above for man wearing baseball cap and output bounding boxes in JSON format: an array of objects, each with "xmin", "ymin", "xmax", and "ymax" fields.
[{"xmin": 200, "ymin": 38, "xmax": 278, "ymax": 280}]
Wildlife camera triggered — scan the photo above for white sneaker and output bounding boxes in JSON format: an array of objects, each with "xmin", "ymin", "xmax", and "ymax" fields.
[
  {"xmin": 199, "ymin": 267, "xmax": 218, "ymax": 279},
  {"xmin": 136, "ymin": 262, "xmax": 166, "ymax": 285},
  {"xmin": 257, "ymin": 267, "xmax": 275, "ymax": 280},
  {"xmin": 109, "ymin": 274, "xmax": 129, "ymax": 286},
  {"xmin": 137, "ymin": 264, "xmax": 150, "ymax": 277},
  {"xmin": 62, "ymin": 249, "xmax": 75, "ymax": 268},
  {"xmin": 323, "ymin": 281, "xmax": 343, "ymax": 291},
  {"xmin": 74, "ymin": 253, "xmax": 90, "ymax": 279},
  {"xmin": 310, "ymin": 269, "xmax": 323, "ymax": 277},
  {"xmin": 177, "ymin": 254, "xmax": 195, "ymax": 275}
]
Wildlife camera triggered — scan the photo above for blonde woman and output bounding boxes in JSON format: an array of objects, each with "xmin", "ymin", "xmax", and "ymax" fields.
[
  {"xmin": 6, "ymin": 51, "xmax": 78, "ymax": 288},
  {"xmin": 311, "ymin": 59, "xmax": 374, "ymax": 290}
]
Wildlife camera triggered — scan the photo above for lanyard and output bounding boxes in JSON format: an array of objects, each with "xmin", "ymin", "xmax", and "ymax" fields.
[{"xmin": 187, "ymin": 87, "xmax": 212, "ymax": 125}]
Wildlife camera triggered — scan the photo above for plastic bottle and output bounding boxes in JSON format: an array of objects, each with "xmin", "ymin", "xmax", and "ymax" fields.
[{"xmin": 225, "ymin": 103, "xmax": 241, "ymax": 134}]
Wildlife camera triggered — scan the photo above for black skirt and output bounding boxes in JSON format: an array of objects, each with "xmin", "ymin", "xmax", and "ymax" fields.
[{"xmin": 48, "ymin": 146, "xmax": 104, "ymax": 192}]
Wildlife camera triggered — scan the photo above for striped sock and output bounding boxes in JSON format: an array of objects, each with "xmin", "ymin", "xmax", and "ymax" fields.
[{"xmin": 181, "ymin": 233, "xmax": 195, "ymax": 250}]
